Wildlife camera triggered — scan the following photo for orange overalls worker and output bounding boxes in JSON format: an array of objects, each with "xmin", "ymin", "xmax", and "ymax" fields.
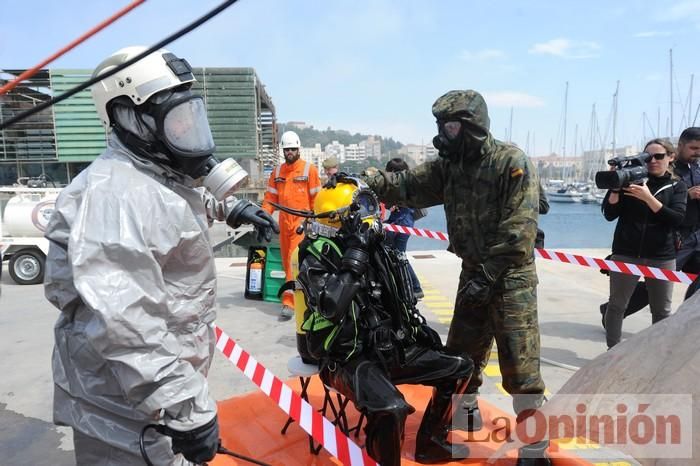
[{"xmin": 263, "ymin": 130, "xmax": 322, "ymax": 320}]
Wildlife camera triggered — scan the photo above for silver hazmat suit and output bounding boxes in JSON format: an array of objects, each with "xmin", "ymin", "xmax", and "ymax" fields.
[{"xmin": 45, "ymin": 135, "xmax": 236, "ymax": 465}]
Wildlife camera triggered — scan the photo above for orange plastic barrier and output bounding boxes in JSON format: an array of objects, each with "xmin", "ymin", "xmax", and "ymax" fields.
[{"xmin": 211, "ymin": 378, "xmax": 595, "ymax": 466}]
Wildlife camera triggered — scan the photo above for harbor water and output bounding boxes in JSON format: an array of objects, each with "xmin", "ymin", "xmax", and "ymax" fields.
[{"xmin": 407, "ymin": 202, "xmax": 615, "ymax": 251}]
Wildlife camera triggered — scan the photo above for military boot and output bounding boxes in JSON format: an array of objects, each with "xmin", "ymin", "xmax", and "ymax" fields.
[
  {"xmin": 515, "ymin": 440, "xmax": 551, "ymax": 466},
  {"xmin": 415, "ymin": 390, "xmax": 469, "ymax": 464},
  {"xmin": 451, "ymin": 403, "xmax": 482, "ymax": 432}
]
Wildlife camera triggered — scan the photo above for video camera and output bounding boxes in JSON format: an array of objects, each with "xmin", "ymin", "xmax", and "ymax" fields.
[{"xmin": 594, "ymin": 152, "xmax": 650, "ymax": 190}]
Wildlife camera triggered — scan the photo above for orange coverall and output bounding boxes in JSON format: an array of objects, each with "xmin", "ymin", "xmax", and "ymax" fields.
[{"xmin": 263, "ymin": 159, "xmax": 321, "ymax": 308}]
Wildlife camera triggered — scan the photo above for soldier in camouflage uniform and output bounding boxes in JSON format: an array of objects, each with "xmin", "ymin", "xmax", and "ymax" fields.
[{"xmin": 364, "ymin": 90, "xmax": 550, "ymax": 465}]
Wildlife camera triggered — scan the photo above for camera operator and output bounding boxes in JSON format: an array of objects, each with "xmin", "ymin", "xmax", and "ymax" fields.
[{"xmin": 601, "ymin": 139, "xmax": 687, "ymax": 349}]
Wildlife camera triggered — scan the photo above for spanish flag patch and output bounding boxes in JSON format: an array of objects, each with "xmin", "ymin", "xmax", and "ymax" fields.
[{"xmin": 510, "ymin": 167, "xmax": 524, "ymax": 178}]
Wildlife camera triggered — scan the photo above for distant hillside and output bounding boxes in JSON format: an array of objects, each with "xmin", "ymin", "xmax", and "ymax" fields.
[{"xmin": 277, "ymin": 123, "xmax": 403, "ymax": 152}]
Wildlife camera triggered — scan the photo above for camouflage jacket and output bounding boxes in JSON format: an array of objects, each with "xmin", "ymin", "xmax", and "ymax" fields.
[{"xmin": 365, "ymin": 137, "xmax": 539, "ymax": 285}]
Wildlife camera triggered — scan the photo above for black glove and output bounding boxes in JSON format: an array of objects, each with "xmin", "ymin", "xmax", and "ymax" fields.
[
  {"xmin": 323, "ymin": 171, "xmax": 350, "ymax": 189},
  {"xmin": 340, "ymin": 213, "xmax": 372, "ymax": 276},
  {"xmin": 167, "ymin": 415, "xmax": 219, "ymax": 464},
  {"xmin": 460, "ymin": 268, "xmax": 494, "ymax": 307},
  {"xmin": 226, "ymin": 200, "xmax": 280, "ymax": 242}
]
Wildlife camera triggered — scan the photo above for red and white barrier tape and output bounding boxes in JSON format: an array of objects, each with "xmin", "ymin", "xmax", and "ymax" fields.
[
  {"xmin": 214, "ymin": 325, "xmax": 378, "ymax": 466},
  {"xmin": 382, "ymin": 223, "xmax": 698, "ymax": 284},
  {"xmin": 535, "ymin": 249, "xmax": 698, "ymax": 284},
  {"xmin": 383, "ymin": 223, "xmax": 449, "ymax": 241}
]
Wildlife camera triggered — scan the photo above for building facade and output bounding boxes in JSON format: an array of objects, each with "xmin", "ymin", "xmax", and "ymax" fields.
[
  {"xmin": 0, "ymin": 67, "xmax": 276, "ymax": 187},
  {"xmin": 399, "ymin": 143, "xmax": 438, "ymax": 167}
]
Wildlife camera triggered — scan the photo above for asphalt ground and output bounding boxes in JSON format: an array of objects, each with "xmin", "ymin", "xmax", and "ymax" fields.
[{"xmin": 0, "ymin": 247, "xmax": 689, "ymax": 465}]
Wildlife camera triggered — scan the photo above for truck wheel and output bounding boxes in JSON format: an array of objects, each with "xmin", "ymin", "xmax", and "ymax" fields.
[{"xmin": 9, "ymin": 249, "xmax": 45, "ymax": 285}]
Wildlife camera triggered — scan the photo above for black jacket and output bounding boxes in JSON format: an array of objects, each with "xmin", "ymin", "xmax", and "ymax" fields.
[
  {"xmin": 603, "ymin": 174, "xmax": 687, "ymax": 260},
  {"xmin": 674, "ymin": 160, "xmax": 700, "ymax": 234}
]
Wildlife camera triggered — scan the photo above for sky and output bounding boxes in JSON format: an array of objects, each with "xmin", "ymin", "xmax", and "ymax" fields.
[{"xmin": 2, "ymin": 0, "xmax": 700, "ymax": 156}]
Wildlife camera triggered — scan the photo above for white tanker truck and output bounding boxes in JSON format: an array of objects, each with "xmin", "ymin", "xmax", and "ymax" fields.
[{"xmin": 0, "ymin": 188, "xmax": 60, "ymax": 285}]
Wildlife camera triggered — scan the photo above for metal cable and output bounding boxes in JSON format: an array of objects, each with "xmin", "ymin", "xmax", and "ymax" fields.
[
  {"xmin": 0, "ymin": 0, "xmax": 240, "ymax": 130},
  {"xmin": 0, "ymin": 0, "xmax": 146, "ymax": 95}
]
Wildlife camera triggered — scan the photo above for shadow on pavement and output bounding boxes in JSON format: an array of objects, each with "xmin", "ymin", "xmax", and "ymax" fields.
[
  {"xmin": 539, "ymin": 321, "xmax": 635, "ymax": 342},
  {"xmin": 0, "ymin": 402, "xmax": 74, "ymax": 466}
]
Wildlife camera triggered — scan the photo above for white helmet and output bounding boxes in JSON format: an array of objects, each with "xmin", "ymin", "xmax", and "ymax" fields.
[
  {"xmin": 91, "ymin": 46, "xmax": 196, "ymax": 128},
  {"xmin": 281, "ymin": 130, "xmax": 301, "ymax": 149}
]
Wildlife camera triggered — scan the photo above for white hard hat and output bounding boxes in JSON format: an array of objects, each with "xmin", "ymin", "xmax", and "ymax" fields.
[
  {"xmin": 281, "ymin": 130, "xmax": 301, "ymax": 149},
  {"xmin": 90, "ymin": 46, "xmax": 196, "ymax": 128}
]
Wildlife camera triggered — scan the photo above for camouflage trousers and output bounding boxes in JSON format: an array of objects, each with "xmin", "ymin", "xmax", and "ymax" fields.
[{"xmin": 446, "ymin": 261, "xmax": 545, "ymax": 414}]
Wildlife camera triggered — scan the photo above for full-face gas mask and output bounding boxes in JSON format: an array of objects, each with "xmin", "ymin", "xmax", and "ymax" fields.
[
  {"xmin": 431, "ymin": 90, "xmax": 491, "ymax": 162},
  {"xmin": 433, "ymin": 118, "xmax": 489, "ymax": 162},
  {"xmin": 91, "ymin": 46, "xmax": 247, "ymax": 200}
]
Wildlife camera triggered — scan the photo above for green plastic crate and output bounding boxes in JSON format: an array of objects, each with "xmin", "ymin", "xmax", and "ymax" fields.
[{"xmin": 263, "ymin": 246, "xmax": 285, "ymax": 303}]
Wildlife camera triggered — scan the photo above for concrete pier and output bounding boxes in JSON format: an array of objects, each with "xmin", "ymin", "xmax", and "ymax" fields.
[{"xmin": 0, "ymin": 248, "xmax": 689, "ymax": 464}]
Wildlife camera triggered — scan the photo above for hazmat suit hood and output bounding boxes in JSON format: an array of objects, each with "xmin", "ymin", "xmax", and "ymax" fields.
[
  {"xmin": 111, "ymin": 103, "xmax": 172, "ymax": 166},
  {"xmin": 431, "ymin": 89, "xmax": 492, "ymax": 163}
]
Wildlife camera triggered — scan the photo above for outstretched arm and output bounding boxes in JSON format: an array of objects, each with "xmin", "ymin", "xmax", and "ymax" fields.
[{"xmin": 364, "ymin": 159, "xmax": 446, "ymax": 208}]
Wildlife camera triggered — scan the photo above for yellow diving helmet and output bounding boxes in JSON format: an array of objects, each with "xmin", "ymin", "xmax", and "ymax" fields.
[{"xmin": 313, "ymin": 177, "xmax": 381, "ymax": 229}]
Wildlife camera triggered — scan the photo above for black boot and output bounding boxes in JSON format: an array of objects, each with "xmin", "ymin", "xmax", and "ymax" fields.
[
  {"xmin": 515, "ymin": 440, "xmax": 552, "ymax": 466},
  {"xmin": 415, "ymin": 389, "xmax": 469, "ymax": 464},
  {"xmin": 365, "ymin": 411, "xmax": 404, "ymax": 466},
  {"xmin": 600, "ymin": 303, "xmax": 607, "ymax": 329},
  {"xmin": 451, "ymin": 403, "xmax": 482, "ymax": 432}
]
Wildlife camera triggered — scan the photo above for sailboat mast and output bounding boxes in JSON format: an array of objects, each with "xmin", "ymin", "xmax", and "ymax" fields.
[
  {"xmin": 689, "ymin": 74, "xmax": 694, "ymax": 130},
  {"xmin": 574, "ymin": 124, "xmax": 578, "ymax": 158},
  {"xmin": 670, "ymin": 48, "xmax": 674, "ymax": 137},
  {"xmin": 508, "ymin": 107, "xmax": 514, "ymax": 142},
  {"xmin": 533, "ymin": 132, "xmax": 536, "ymax": 157},
  {"xmin": 525, "ymin": 130, "xmax": 530, "ymax": 154},
  {"xmin": 563, "ymin": 81, "xmax": 568, "ymax": 157},
  {"xmin": 612, "ymin": 81, "xmax": 619, "ymax": 158}
]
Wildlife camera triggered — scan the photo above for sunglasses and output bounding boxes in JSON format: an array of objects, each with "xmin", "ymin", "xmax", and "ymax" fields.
[
  {"xmin": 646, "ymin": 152, "xmax": 667, "ymax": 162},
  {"xmin": 283, "ymin": 148, "xmax": 299, "ymax": 152}
]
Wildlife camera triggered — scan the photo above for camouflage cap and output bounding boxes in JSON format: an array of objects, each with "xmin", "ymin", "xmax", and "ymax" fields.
[
  {"xmin": 432, "ymin": 90, "xmax": 490, "ymax": 132},
  {"xmin": 322, "ymin": 156, "xmax": 339, "ymax": 169}
]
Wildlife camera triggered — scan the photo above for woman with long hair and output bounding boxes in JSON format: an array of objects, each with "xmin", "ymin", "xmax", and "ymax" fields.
[{"xmin": 602, "ymin": 138, "xmax": 687, "ymax": 348}]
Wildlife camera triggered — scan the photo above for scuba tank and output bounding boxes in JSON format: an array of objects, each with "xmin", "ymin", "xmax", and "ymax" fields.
[{"xmin": 292, "ymin": 246, "xmax": 318, "ymax": 364}]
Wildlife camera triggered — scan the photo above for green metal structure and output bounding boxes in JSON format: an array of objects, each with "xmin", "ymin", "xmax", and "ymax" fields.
[{"xmin": 0, "ymin": 67, "xmax": 277, "ymax": 186}]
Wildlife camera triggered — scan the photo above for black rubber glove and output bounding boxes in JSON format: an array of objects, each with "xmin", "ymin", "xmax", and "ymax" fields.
[
  {"xmin": 339, "ymin": 213, "xmax": 372, "ymax": 276},
  {"xmin": 168, "ymin": 415, "xmax": 219, "ymax": 464},
  {"xmin": 226, "ymin": 200, "xmax": 280, "ymax": 242},
  {"xmin": 323, "ymin": 171, "xmax": 350, "ymax": 189},
  {"xmin": 460, "ymin": 268, "xmax": 494, "ymax": 307}
]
